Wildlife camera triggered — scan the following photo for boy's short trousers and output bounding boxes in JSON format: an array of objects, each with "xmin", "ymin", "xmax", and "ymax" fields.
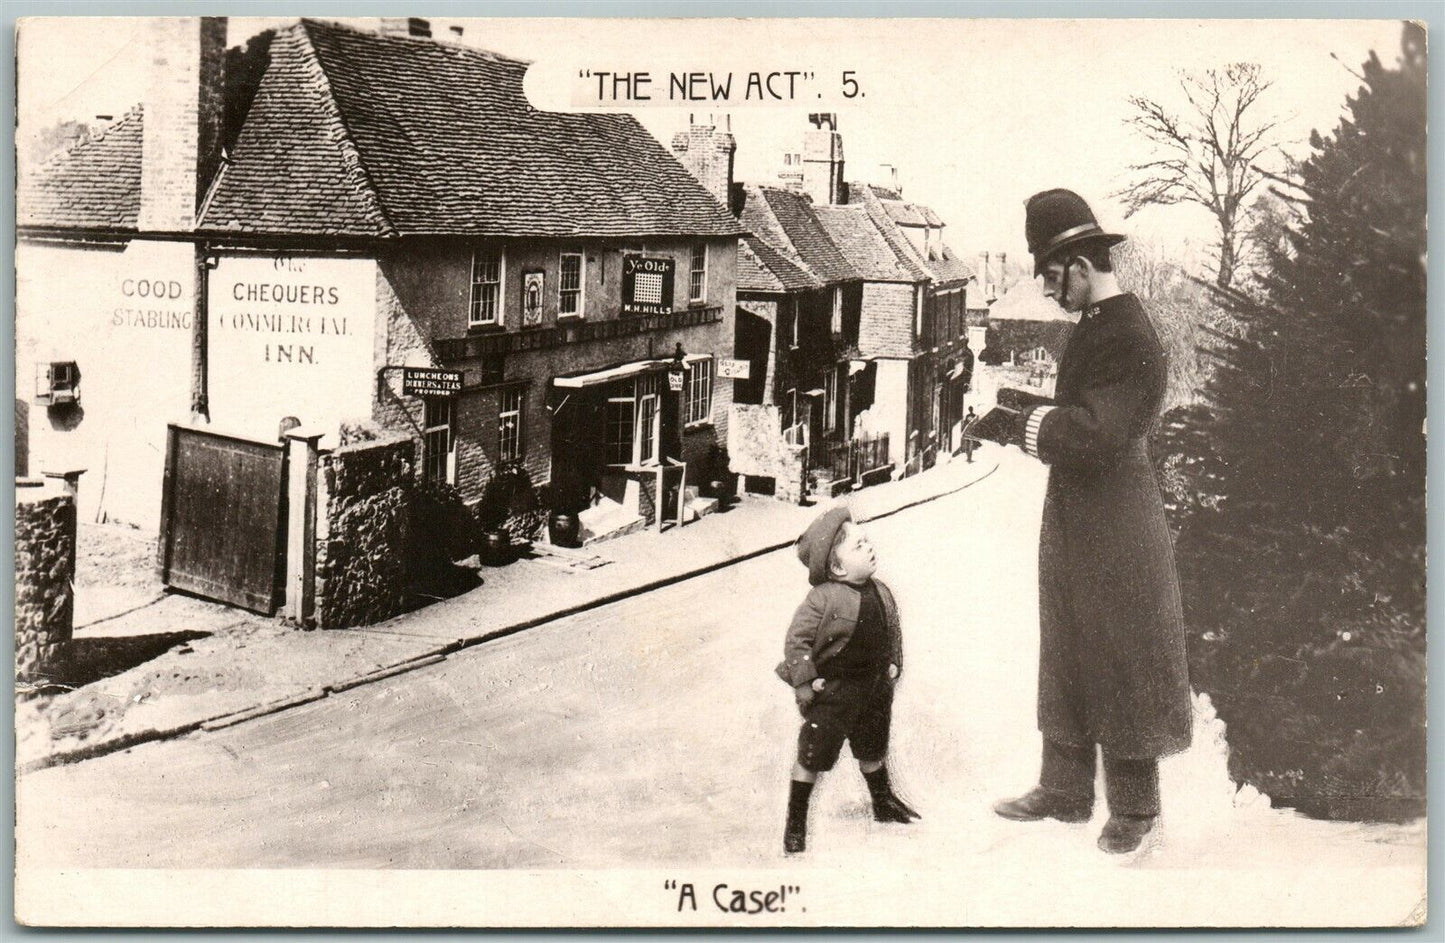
[{"xmin": 796, "ymin": 671, "xmax": 893, "ymax": 773}]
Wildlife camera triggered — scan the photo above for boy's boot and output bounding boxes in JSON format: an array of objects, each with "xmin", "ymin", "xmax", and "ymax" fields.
[
  {"xmin": 784, "ymin": 780, "xmax": 813, "ymax": 854},
  {"xmin": 863, "ymin": 766, "xmax": 920, "ymax": 823}
]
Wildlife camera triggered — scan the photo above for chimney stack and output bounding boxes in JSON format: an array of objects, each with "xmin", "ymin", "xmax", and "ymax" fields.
[
  {"xmin": 379, "ymin": 17, "xmax": 432, "ymax": 38},
  {"xmin": 877, "ymin": 162, "xmax": 901, "ymax": 194},
  {"xmin": 669, "ymin": 114, "xmax": 737, "ymax": 210},
  {"xmin": 802, "ymin": 113, "xmax": 844, "ymax": 205},
  {"xmin": 138, "ymin": 16, "xmax": 227, "ymax": 231}
]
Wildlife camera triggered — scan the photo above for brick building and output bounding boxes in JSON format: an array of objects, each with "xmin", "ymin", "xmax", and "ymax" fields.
[
  {"xmin": 17, "ymin": 18, "xmax": 743, "ymax": 533},
  {"xmin": 975, "ymin": 278, "xmax": 1074, "ymax": 401},
  {"xmin": 672, "ymin": 114, "xmax": 975, "ymax": 496}
]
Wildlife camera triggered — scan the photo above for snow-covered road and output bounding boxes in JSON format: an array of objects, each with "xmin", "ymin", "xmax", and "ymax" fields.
[{"xmin": 16, "ymin": 447, "xmax": 1425, "ymax": 925}]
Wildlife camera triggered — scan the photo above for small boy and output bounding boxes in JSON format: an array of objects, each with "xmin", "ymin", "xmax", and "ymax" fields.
[{"xmin": 777, "ymin": 505, "xmax": 920, "ymax": 854}]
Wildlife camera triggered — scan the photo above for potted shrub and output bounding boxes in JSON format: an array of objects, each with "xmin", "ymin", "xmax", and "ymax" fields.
[
  {"xmin": 546, "ymin": 478, "xmax": 584, "ymax": 548},
  {"xmin": 408, "ymin": 478, "xmax": 478, "ymax": 587},
  {"xmin": 475, "ymin": 461, "xmax": 540, "ymax": 565}
]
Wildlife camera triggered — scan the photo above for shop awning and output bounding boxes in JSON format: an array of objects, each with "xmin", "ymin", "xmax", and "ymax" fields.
[
  {"xmin": 553, "ymin": 354, "xmax": 712, "ymax": 390},
  {"xmin": 553, "ymin": 359, "xmax": 666, "ymax": 389}
]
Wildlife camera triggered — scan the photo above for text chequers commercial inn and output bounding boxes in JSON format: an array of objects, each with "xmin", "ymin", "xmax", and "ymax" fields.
[{"xmin": 17, "ymin": 16, "xmax": 978, "ymax": 537}]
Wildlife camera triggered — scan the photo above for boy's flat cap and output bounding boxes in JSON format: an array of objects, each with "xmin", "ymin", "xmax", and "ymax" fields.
[{"xmin": 796, "ymin": 505, "xmax": 853, "ymax": 586}]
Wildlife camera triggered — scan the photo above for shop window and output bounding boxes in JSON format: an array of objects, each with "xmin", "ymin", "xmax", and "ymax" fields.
[
  {"xmin": 604, "ymin": 374, "xmax": 662, "ymax": 466},
  {"xmin": 559, "ymin": 252, "xmax": 584, "ymax": 317},
  {"xmin": 423, "ymin": 397, "xmax": 454, "ymax": 485},
  {"xmin": 498, "ymin": 386, "xmax": 523, "ymax": 462},
  {"xmin": 690, "ymin": 243, "xmax": 707, "ymax": 302},
  {"xmin": 636, "ymin": 373, "xmax": 660, "ymax": 465},
  {"xmin": 686, "ymin": 357, "xmax": 713, "ymax": 425},
  {"xmin": 605, "ymin": 396, "xmax": 634, "ymax": 465},
  {"xmin": 469, "ymin": 249, "xmax": 504, "ymax": 326}
]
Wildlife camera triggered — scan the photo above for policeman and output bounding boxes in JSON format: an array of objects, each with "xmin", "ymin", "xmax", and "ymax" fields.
[{"xmin": 991, "ymin": 189, "xmax": 1192, "ymax": 855}]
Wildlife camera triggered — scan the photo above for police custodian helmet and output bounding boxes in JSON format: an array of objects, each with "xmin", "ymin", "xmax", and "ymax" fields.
[{"xmin": 1024, "ymin": 189, "xmax": 1127, "ymax": 276}]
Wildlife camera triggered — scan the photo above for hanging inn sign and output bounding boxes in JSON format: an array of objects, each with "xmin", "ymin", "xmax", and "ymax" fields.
[
  {"xmin": 402, "ymin": 367, "xmax": 464, "ymax": 397},
  {"xmin": 621, "ymin": 255, "xmax": 675, "ymax": 315}
]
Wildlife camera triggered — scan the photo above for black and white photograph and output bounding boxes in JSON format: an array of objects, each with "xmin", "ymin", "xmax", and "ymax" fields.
[{"xmin": 10, "ymin": 10, "xmax": 1430, "ymax": 928}]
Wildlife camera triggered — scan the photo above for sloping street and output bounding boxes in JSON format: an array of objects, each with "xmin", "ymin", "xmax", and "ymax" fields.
[{"xmin": 16, "ymin": 449, "xmax": 1424, "ymax": 924}]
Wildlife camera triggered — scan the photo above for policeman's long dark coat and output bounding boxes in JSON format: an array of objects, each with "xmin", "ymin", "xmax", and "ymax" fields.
[{"xmin": 1018, "ymin": 293, "xmax": 1191, "ymax": 759}]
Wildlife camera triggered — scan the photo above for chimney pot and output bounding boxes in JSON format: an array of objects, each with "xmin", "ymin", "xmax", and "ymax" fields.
[{"xmin": 449, "ymin": 25, "xmax": 464, "ymax": 37}]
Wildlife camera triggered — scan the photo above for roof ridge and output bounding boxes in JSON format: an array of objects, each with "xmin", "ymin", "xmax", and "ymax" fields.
[
  {"xmin": 28, "ymin": 104, "xmax": 143, "ymax": 177},
  {"xmin": 295, "ymin": 21, "xmax": 399, "ymax": 237},
  {"xmin": 742, "ymin": 183, "xmax": 822, "ymax": 283},
  {"xmin": 859, "ymin": 198, "xmax": 931, "ymax": 280},
  {"xmin": 298, "ymin": 17, "xmax": 533, "ymax": 67}
]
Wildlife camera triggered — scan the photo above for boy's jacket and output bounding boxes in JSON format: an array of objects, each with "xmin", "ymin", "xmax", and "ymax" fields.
[{"xmin": 776, "ymin": 578, "xmax": 903, "ymax": 687}]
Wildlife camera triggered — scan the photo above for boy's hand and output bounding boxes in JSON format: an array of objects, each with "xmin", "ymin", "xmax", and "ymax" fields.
[
  {"xmin": 811, "ymin": 678, "xmax": 827, "ymax": 692},
  {"xmin": 888, "ymin": 664, "xmax": 900, "ymax": 682}
]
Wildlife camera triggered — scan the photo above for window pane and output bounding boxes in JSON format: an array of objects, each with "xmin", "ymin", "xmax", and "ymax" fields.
[
  {"xmin": 470, "ymin": 251, "xmax": 502, "ymax": 324},
  {"xmin": 605, "ymin": 399, "xmax": 633, "ymax": 465},
  {"xmin": 686, "ymin": 359, "xmax": 713, "ymax": 424},
  {"xmin": 560, "ymin": 254, "xmax": 582, "ymax": 315},
  {"xmin": 422, "ymin": 398, "xmax": 453, "ymax": 484},
  {"xmin": 498, "ymin": 387, "xmax": 523, "ymax": 462},
  {"xmin": 690, "ymin": 244, "xmax": 706, "ymax": 300},
  {"xmin": 638, "ymin": 395, "xmax": 657, "ymax": 464}
]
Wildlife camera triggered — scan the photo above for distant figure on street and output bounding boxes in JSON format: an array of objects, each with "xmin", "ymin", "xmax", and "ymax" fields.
[
  {"xmin": 962, "ymin": 406, "xmax": 978, "ymax": 462},
  {"xmin": 777, "ymin": 505, "xmax": 919, "ymax": 854},
  {"xmin": 990, "ymin": 189, "xmax": 1191, "ymax": 855}
]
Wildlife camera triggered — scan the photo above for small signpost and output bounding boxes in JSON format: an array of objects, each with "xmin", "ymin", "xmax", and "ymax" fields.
[
  {"xmin": 718, "ymin": 358, "xmax": 751, "ymax": 380},
  {"xmin": 667, "ymin": 369, "xmax": 686, "ymax": 392},
  {"xmin": 402, "ymin": 367, "xmax": 463, "ymax": 397}
]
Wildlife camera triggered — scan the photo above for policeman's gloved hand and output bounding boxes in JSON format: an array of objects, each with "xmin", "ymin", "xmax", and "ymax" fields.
[{"xmin": 794, "ymin": 681, "xmax": 818, "ymax": 711}]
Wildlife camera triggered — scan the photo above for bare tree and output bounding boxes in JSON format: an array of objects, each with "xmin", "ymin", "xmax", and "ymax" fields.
[{"xmin": 1115, "ymin": 64, "xmax": 1281, "ymax": 289}]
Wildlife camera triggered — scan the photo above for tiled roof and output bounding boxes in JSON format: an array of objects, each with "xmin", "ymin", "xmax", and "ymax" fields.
[
  {"xmin": 846, "ymin": 179, "xmax": 970, "ymax": 286},
  {"xmin": 208, "ymin": 19, "xmax": 744, "ymax": 238},
  {"xmin": 813, "ymin": 206, "xmax": 916, "ymax": 282},
  {"xmin": 25, "ymin": 19, "xmax": 745, "ymax": 240},
  {"xmin": 204, "ymin": 26, "xmax": 394, "ymax": 236},
  {"xmin": 17, "ymin": 108, "xmax": 144, "ymax": 230},
  {"xmin": 862, "ymin": 184, "xmax": 904, "ymax": 201},
  {"xmin": 738, "ymin": 235, "xmax": 822, "ymax": 293},
  {"xmin": 881, "ymin": 199, "xmax": 928, "ymax": 227},
  {"xmin": 925, "ymin": 248, "xmax": 976, "ymax": 286},
  {"xmin": 747, "ymin": 186, "xmax": 858, "ymax": 285}
]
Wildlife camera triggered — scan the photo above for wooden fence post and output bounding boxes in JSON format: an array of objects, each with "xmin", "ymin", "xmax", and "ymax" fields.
[{"xmin": 285, "ymin": 431, "xmax": 324, "ymax": 626}]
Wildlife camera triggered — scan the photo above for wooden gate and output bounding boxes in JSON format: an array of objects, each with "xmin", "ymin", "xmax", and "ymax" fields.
[{"xmin": 158, "ymin": 425, "xmax": 288, "ymax": 613}]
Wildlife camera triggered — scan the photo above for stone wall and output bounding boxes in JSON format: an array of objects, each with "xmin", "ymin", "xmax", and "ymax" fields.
[
  {"xmin": 15, "ymin": 484, "xmax": 75, "ymax": 683},
  {"xmin": 313, "ymin": 436, "xmax": 414, "ymax": 629},
  {"xmin": 727, "ymin": 404, "xmax": 807, "ymax": 503}
]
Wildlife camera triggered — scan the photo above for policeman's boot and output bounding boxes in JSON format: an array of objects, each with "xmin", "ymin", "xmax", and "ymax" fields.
[
  {"xmin": 1097, "ymin": 814, "xmax": 1159, "ymax": 854},
  {"xmin": 992, "ymin": 786, "xmax": 1092, "ymax": 823},
  {"xmin": 864, "ymin": 766, "xmax": 920, "ymax": 824}
]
